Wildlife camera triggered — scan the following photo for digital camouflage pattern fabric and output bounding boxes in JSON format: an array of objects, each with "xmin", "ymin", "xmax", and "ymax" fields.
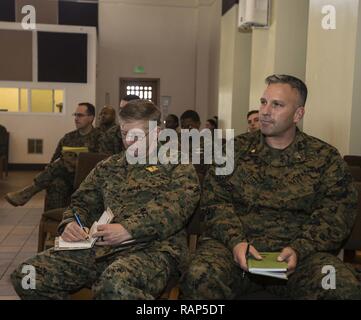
[
  {"xmin": 180, "ymin": 129, "xmax": 361, "ymax": 299},
  {"xmin": 100, "ymin": 124, "xmax": 124, "ymax": 155},
  {"xmin": 50, "ymin": 127, "xmax": 105, "ymax": 162},
  {"xmin": 36, "ymin": 127, "xmax": 107, "ymax": 210},
  {"xmin": 11, "ymin": 150, "xmax": 200, "ymax": 299}
]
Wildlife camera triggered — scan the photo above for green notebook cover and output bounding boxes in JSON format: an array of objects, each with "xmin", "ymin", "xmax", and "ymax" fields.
[{"xmin": 248, "ymin": 252, "xmax": 288, "ymax": 271}]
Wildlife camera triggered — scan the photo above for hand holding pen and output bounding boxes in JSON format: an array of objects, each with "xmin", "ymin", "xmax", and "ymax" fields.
[
  {"xmin": 232, "ymin": 240, "xmax": 263, "ymax": 278},
  {"xmin": 73, "ymin": 209, "xmax": 90, "ymax": 240}
]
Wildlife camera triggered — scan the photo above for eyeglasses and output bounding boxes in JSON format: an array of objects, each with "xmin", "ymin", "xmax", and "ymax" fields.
[{"xmin": 72, "ymin": 113, "xmax": 90, "ymax": 118}]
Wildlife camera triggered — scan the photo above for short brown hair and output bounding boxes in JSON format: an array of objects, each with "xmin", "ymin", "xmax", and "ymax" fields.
[
  {"xmin": 119, "ymin": 99, "xmax": 161, "ymax": 125},
  {"xmin": 265, "ymin": 74, "xmax": 308, "ymax": 107}
]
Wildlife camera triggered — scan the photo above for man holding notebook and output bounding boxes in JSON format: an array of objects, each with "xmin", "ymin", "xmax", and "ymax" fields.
[
  {"xmin": 180, "ymin": 75, "xmax": 361, "ymax": 299},
  {"xmin": 11, "ymin": 99, "xmax": 200, "ymax": 299},
  {"xmin": 4, "ymin": 102, "xmax": 105, "ymax": 210}
]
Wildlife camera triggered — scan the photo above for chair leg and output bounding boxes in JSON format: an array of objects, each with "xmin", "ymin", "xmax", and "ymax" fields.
[
  {"xmin": 4, "ymin": 158, "xmax": 8, "ymax": 177},
  {"xmin": 168, "ymin": 286, "xmax": 180, "ymax": 300},
  {"xmin": 37, "ymin": 219, "xmax": 46, "ymax": 252},
  {"xmin": 188, "ymin": 235, "xmax": 198, "ymax": 253}
]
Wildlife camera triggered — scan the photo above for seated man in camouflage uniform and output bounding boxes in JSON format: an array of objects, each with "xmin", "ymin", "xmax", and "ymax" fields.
[
  {"xmin": 101, "ymin": 95, "xmax": 140, "ymax": 155},
  {"xmin": 97, "ymin": 106, "xmax": 117, "ymax": 133},
  {"xmin": 180, "ymin": 75, "xmax": 361, "ymax": 299},
  {"xmin": 5, "ymin": 103, "xmax": 105, "ymax": 210},
  {"xmin": 11, "ymin": 99, "xmax": 200, "ymax": 300}
]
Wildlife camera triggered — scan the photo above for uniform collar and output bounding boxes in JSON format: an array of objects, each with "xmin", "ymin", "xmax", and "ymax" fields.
[{"xmin": 246, "ymin": 128, "xmax": 307, "ymax": 166}]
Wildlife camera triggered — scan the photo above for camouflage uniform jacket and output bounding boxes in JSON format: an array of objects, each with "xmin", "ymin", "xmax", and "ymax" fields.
[
  {"xmin": 98, "ymin": 122, "xmax": 117, "ymax": 133},
  {"xmin": 51, "ymin": 127, "xmax": 105, "ymax": 162},
  {"xmin": 101, "ymin": 125, "xmax": 124, "ymax": 155},
  {"xmin": 58, "ymin": 151, "xmax": 201, "ymax": 264},
  {"xmin": 202, "ymin": 129, "xmax": 358, "ymax": 261}
]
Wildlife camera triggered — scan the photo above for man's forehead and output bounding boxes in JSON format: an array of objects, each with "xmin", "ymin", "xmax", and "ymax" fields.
[
  {"xmin": 100, "ymin": 108, "xmax": 113, "ymax": 114},
  {"xmin": 76, "ymin": 105, "xmax": 87, "ymax": 112},
  {"xmin": 263, "ymin": 83, "xmax": 299, "ymax": 100},
  {"xmin": 248, "ymin": 113, "xmax": 259, "ymax": 120}
]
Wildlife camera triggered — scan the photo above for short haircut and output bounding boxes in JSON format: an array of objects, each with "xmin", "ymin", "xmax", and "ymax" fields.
[
  {"xmin": 119, "ymin": 99, "xmax": 161, "ymax": 125},
  {"xmin": 180, "ymin": 110, "xmax": 200, "ymax": 123},
  {"xmin": 167, "ymin": 114, "xmax": 179, "ymax": 126},
  {"xmin": 78, "ymin": 102, "xmax": 95, "ymax": 116},
  {"xmin": 265, "ymin": 74, "xmax": 308, "ymax": 107},
  {"xmin": 122, "ymin": 94, "xmax": 140, "ymax": 102},
  {"xmin": 207, "ymin": 118, "xmax": 217, "ymax": 129},
  {"xmin": 247, "ymin": 110, "xmax": 259, "ymax": 119}
]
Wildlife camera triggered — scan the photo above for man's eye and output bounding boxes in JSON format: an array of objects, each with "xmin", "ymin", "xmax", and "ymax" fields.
[{"xmin": 272, "ymin": 102, "xmax": 283, "ymax": 107}]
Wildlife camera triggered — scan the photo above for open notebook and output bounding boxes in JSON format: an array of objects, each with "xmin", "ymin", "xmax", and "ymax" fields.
[
  {"xmin": 248, "ymin": 252, "xmax": 288, "ymax": 280},
  {"xmin": 54, "ymin": 207, "xmax": 114, "ymax": 251}
]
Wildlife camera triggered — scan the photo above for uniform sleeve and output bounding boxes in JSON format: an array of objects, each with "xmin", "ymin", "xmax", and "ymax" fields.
[
  {"xmin": 121, "ymin": 164, "xmax": 201, "ymax": 241},
  {"xmin": 57, "ymin": 165, "xmax": 105, "ymax": 233},
  {"xmin": 201, "ymin": 164, "xmax": 247, "ymax": 252},
  {"xmin": 290, "ymin": 153, "xmax": 358, "ymax": 261},
  {"xmin": 51, "ymin": 136, "xmax": 65, "ymax": 163}
]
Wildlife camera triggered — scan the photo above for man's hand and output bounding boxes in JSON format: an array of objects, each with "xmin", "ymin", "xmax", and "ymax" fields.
[
  {"xmin": 61, "ymin": 221, "xmax": 89, "ymax": 242},
  {"xmin": 233, "ymin": 242, "xmax": 262, "ymax": 271},
  {"xmin": 278, "ymin": 247, "xmax": 298, "ymax": 275},
  {"xmin": 93, "ymin": 224, "xmax": 132, "ymax": 246}
]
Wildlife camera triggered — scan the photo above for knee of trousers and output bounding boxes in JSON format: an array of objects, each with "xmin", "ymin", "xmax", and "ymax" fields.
[
  {"xmin": 180, "ymin": 262, "xmax": 219, "ymax": 299},
  {"xmin": 93, "ymin": 276, "xmax": 145, "ymax": 300},
  {"xmin": 10, "ymin": 264, "xmax": 32, "ymax": 298}
]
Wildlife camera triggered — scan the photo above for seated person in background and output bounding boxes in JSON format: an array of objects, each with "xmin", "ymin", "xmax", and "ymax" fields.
[
  {"xmin": 180, "ymin": 110, "xmax": 201, "ymax": 130},
  {"xmin": 101, "ymin": 94, "xmax": 140, "ymax": 155},
  {"xmin": 5, "ymin": 103, "xmax": 105, "ymax": 210},
  {"xmin": 97, "ymin": 106, "xmax": 116, "ymax": 133},
  {"xmin": 180, "ymin": 110, "xmax": 208, "ymax": 183},
  {"xmin": 247, "ymin": 109, "xmax": 260, "ymax": 133},
  {"xmin": 165, "ymin": 114, "xmax": 179, "ymax": 131},
  {"xmin": 205, "ymin": 118, "xmax": 217, "ymax": 132},
  {"xmin": 180, "ymin": 74, "xmax": 361, "ymax": 300},
  {"xmin": 11, "ymin": 99, "xmax": 200, "ymax": 300}
]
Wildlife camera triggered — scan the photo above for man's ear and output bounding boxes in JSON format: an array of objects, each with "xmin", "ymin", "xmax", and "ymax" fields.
[{"xmin": 294, "ymin": 106, "xmax": 305, "ymax": 123}]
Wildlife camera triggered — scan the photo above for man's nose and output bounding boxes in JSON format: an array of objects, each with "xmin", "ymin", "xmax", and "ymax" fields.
[{"xmin": 261, "ymin": 103, "xmax": 271, "ymax": 114}]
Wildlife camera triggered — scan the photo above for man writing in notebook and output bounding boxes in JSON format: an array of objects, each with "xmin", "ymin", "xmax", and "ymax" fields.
[
  {"xmin": 11, "ymin": 99, "xmax": 200, "ymax": 299},
  {"xmin": 5, "ymin": 103, "xmax": 105, "ymax": 210},
  {"xmin": 180, "ymin": 75, "xmax": 361, "ymax": 299}
]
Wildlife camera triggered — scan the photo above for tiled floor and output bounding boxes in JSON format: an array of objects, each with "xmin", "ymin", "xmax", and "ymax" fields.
[{"xmin": 0, "ymin": 171, "xmax": 45, "ymax": 300}]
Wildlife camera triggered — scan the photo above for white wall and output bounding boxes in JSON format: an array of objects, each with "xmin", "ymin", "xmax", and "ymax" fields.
[
  {"xmin": 96, "ymin": 0, "xmax": 221, "ymax": 127},
  {"xmin": 0, "ymin": 22, "xmax": 96, "ymax": 164},
  {"xmin": 303, "ymin": 0, "xmax": 361, "ymax": 155},
  {"xmin": 249, "ymin": 0, "xmax": 309, "ymax": 107},
  {"xmin": 217, "ymin": 6, "xmax": 252, "ymax": 135}
]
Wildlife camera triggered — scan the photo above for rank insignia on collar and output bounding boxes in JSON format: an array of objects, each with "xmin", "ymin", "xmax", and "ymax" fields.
[{"xmin": 146, "ymin": 166, "xmax": 158, "ymax": 172}]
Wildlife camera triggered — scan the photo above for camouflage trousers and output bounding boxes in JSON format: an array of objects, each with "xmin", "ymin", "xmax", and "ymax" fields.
[
  {"xmin": 34, "ymin": 159, "xmax": 75, "ymax": 211},
  {"xmin": 11, "ymin": 246, "xmax": 176, "ymax": 300},
  {"xmin": 180, "ymin": 238, "xmax": 361, "ymax": 300}
]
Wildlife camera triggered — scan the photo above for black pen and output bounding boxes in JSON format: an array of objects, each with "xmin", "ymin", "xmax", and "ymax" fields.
[{"xmin": 243, "ymin": 241, "xmax": 251, "ymax": 278}]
